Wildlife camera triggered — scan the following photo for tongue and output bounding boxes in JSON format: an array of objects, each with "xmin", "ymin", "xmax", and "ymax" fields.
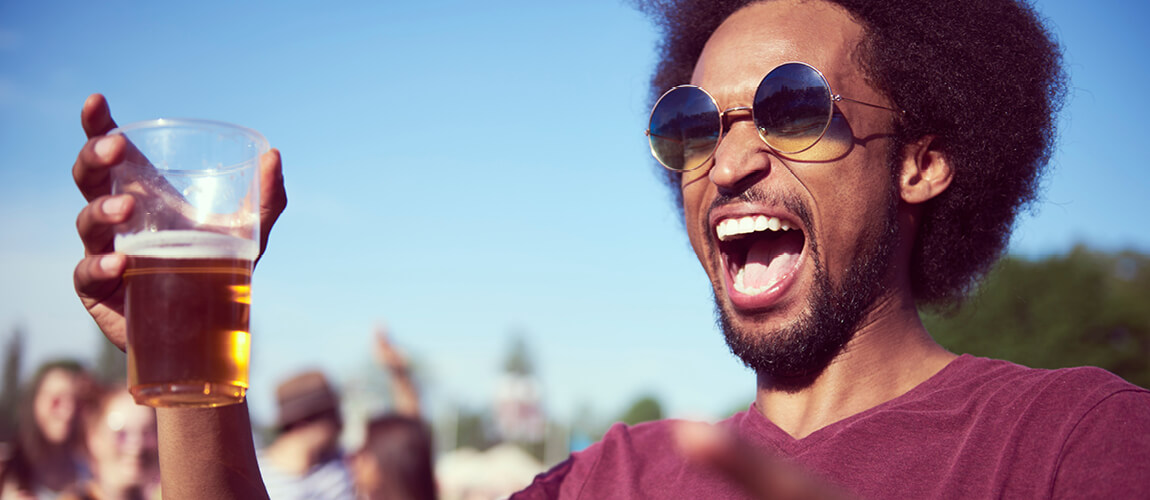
[{"xmin": 743, "ymin": 235, "xmax": 801, "ymax": 290}]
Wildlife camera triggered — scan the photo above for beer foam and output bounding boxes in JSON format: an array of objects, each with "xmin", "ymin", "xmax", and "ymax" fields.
[{"xmin": 116, "ymin": 230, "xmax": 259, "ymax": 259}]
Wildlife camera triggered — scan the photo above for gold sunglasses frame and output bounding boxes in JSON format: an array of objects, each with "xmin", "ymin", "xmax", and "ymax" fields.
[{"xmin": 645, "ymin": 61, "xmax": 902, "ymax": 172}]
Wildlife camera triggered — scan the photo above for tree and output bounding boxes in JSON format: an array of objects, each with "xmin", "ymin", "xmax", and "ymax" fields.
[
  {"xmin": 0, "ymin": 325, "xmax": 24, "ymax": 442},
  {"xmin": 619, "ymin": 394, "xmax": 664, "ymax": 426},
  {"xmin": 92, "ymin": 327, "xmax": 127, "ymax": 384},
  {"xmin": 455, "ymin": 406, "xmax": 497, "ymax": 451},
  {"xmin": 503, "ymin": 333, "xmax": 534, "ymax": 376},
  {"xmin": 924, "ymin": 247, "xmax": 1150, "ymax": 388}
]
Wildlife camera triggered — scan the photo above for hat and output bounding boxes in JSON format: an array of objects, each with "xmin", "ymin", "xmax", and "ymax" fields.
[{"xmin": 275, "ymin": 371, "xmax": 340, "ymax": 429}]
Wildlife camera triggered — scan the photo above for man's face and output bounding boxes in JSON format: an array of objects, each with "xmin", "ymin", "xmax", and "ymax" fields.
[{"xmin": 682, "ymin": 0, "xmax": 903, "ymax": 378}]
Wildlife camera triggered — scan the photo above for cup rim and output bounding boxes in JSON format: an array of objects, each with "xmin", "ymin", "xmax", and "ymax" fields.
[{"xmin": 108, "ymin": 118, "xmax": 269, "ymax": 174}]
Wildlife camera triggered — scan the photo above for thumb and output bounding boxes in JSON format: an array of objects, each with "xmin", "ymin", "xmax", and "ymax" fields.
[{"xmin": 256, "ymin": 148, "xmax": 286, "ymax": 264}]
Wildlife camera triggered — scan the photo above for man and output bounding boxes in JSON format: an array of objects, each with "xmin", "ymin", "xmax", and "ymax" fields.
[
  {"xmin": 509, "ymin": 0, "xmax": 1150, "ymax": 497},
  {"xmin": 258, "ymin": 371, "xmax": 355, "ymax": 500},
  {"xmin": 70, "ymin": 1, "xmax": 1149, "ymax": 499}
]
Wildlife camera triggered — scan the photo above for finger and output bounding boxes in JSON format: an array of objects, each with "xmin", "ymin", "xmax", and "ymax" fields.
[
  {"xmin": 74, "ymin": 253, "xmax": 126, "ymax": 298},
  {"xmin": 76, "ymin": 195, "xmax": 135, "ymax": 256},
  {"xmin": 73, "ymin": 133, "xmax": 128, "ymax": 203},
  {"xmin": 675, "ymin": 422, "xmax": 764, "ymax": 482},
  {"xmin": 674, "ymin": 422, "xmax": 847, "ymax": 500},
  {"xmin": 256, "ymin": 148, "xmax": 286, "ymax": 262},
  {"xmin": 81, "ymin": 93, "xmax": 119, "ymax": 138},
  {"xmin": 73, "ymin": 95, "xmax": 125, "ymax": 202},
  {"xmin": 73, "ymin": 254, "xmax": 128, "ymax": 349}
]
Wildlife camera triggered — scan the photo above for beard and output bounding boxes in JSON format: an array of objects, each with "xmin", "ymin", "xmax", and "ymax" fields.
[{"xmin": 715, "ymin": 179, "xmax": 901, "ymax": 385}]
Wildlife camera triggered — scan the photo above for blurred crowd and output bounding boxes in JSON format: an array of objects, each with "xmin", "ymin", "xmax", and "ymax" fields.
[
  {"xmin": 0, "ymin": 326, "xmax": 545, "ymax": 500},
  {"xmin": 0, "ymin": 360, "xmax": 158, "ymax": 500}
]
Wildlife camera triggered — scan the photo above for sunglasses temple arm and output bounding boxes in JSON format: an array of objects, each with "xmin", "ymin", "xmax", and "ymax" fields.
[
  {"xmin": 646, "ymin": 131, "xmax": 687, "ymax": 144},
  {"xmin": 834, "ymin": 95, "xmax": 904, "ymax": 114}
]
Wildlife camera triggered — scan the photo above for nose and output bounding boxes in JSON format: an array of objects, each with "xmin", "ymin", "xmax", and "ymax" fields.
[{"xmin": 708, "ymin": 116, "xmax": 772, "ymax": 194}]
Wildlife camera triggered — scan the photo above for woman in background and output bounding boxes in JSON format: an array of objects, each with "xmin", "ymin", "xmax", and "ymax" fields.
[
  {"xmin": 0, "ymin": 360, "xmax": 90, "ymax": 499},
  {"xmin": 63, "ymin": 383, "xmax": 159, "ymax": 500}
]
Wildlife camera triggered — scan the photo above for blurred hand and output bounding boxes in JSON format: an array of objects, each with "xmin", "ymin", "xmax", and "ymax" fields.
[
  {"xmin": 373, "ymin": 322, "xmax": 411, "ymax": 378},
  {"xmin": 674, "ymin": 421, "xmax": 852, "ymax": 500},
  {"xmin": 71, "ymin": 94, "xmax": 287, "ymax": 350},
  {"xmin": 373, "ymin": 322, "xmax": 421, "ymax": 417}
]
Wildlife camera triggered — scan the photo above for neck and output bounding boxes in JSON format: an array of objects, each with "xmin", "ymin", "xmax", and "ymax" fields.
[{"xmin": 754, "ymin": 289, "xmax": 955, "ymax": 439}]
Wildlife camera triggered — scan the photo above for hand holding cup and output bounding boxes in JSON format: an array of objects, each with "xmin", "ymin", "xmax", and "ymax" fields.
[{"xmin": 72, "ymin": 94, "xmax": 287, "ymax": 407}]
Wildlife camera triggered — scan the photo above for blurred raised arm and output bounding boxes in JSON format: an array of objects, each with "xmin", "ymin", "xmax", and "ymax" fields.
[{"xmin": 374, "ymin": 323, "xmax": 421, "ymax": 418}]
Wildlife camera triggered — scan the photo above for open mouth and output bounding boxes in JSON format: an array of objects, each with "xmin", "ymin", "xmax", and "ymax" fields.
[{"xmin": 716, "ymin": 214, "xmax": 806, "ymax": 299}]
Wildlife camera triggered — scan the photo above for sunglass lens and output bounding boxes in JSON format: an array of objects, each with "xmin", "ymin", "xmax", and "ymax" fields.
[
  {"xmin": 753, "ymin": 63, "xmax": 833, "ymax": 154},
  {"xmin": 648, "ymin": 86, "xmax": 721, "ymax": 171}
]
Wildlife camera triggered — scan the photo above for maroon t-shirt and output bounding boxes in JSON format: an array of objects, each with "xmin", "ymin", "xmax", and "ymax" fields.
[{"xmin": 514, "ymin": 355, "xmax": 1150, "ymax": 499}]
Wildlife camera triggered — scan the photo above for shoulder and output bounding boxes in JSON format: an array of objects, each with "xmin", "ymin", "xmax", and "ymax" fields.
[
  {"xmin": 941, "ymin": 356, "xmax": 1150, "ymax": 494},
  {"xmin": 591, "ymin": 419, "xmax": 680, "ymax": 457},
  {"xmin": 927, "ymin": 355, "xmax": 1147, "ymax": 414},
  {"xmin": 553, "ymin": 418, "xmax": 682, "ymax": 476},
  {"xmin": 1042, "ymin": 370, "xmax": 1150, "ymax": 496},
  {"xmin": 512, "ymin": 419, "xmax": 688, "ymax": 499}
]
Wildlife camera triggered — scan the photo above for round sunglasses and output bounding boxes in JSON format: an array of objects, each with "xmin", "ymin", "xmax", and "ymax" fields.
[{"xmin": 646, "ymin": 61, "xmax": 902, "ymax": 172}]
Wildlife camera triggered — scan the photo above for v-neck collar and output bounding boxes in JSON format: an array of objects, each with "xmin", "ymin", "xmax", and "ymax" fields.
[{"xmin": 731, "ymin": 354, "xmax": 975, "ymax": 455}]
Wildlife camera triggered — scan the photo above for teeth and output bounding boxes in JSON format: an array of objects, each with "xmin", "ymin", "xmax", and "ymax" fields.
[{"xmin": 716, "ymin": 215, "xmax": 796, "ymax": 242}]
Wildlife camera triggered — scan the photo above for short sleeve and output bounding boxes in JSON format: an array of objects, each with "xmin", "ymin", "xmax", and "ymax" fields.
[
  {"xmin": 511, "ymin": 457, "xmax": 577, "ymax": 499},
  {"xmin": 1051, "ymin": 389, "xmax": 1150, "ymax": 498}
]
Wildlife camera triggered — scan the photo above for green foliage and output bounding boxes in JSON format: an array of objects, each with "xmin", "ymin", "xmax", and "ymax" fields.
[
  {"xmin": 503, "ymin": 333, "xmax": 534, "ymax": 376},
  {"xmin": 455, "ymin": 407, "xmax": 497, "ymax": 451},
  {"xmin": 0, "ymin": 326, "xmax": 23, "ymax": 442},
  {"xmin": 924, "ymin": 246, "xmax": 1150, "ymax": 388},
  {"xmin": 92, "ymin": 328, "xmax": 128, "ymax": 385},
  {"xmin": 619, "ymin": 394, "xmax": 664, "ymax": 426}
]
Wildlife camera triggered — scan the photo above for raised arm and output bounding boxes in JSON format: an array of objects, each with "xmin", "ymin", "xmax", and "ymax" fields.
[
  {"xmin": 373, "ymin": 323, "xmax": 421, "ymax": 418},
  {"xmin": 71, "ymin": 94, "xmax": 286, "ymax": 500}
]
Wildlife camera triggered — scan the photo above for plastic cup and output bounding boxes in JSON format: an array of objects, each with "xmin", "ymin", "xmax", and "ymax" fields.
[{"xmin": 109, "ymin": 119, "xmax": 267, "ymax": 408}]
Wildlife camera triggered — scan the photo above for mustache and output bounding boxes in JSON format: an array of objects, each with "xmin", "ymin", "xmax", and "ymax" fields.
[{"xmin": 708, "ymin": 189, "xmax": 815, "ymax": 235}]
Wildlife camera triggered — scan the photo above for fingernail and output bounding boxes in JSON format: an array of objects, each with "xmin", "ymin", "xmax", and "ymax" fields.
[
  {"xmin": 102, "ymin": 196, "xmax": 126, "ymax": 215},
  {"xmin": 99, "ymin": 254, "xmax": 124, "ymax": 274},
  {"xmin": 94, "ymin": 136, "xmax": 116, "ymax": 161}
]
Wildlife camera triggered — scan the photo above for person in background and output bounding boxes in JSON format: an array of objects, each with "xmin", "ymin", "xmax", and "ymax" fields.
[
  {"xmin": 63, "ymin": 384, "xmax": 160, "ymax": 500},
  {"xmin": 349, "ymin": 415, "xmax": 436, "ymax": 500},
  {"xmin": 345, "ymin": 325, "xmax": 435, "ymax": 500},
  {"xmin": 258, "ymin": 371, "xmax": 355, "ymax": 500},
  {"xmin": 0, "ymin": 360, "xmax": 90, "ymax": 499}
]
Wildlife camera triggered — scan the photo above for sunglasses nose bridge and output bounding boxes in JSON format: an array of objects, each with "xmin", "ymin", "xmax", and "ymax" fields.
[
  {"xmin": 718, "ymin": 106, "xmax": 753, "ymax": 133},
  {"xmin": 709, "ymin": 115, "xmax": 774, "ymax": 193}
]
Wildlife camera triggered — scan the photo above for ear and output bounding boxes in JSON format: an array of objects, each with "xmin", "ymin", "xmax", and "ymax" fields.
[{"xmin": 898, "ymin": 135, "xmax": 953, "ymax": 204}]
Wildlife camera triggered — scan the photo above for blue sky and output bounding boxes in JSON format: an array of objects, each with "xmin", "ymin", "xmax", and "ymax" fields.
[{"xmin": 1, "ymin": 0, "xmax": 1147, "ymax": 428}]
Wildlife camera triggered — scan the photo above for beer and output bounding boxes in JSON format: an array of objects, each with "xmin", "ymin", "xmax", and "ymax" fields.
[{"xmin": 118, "ymin": 230, "xmax": 258, "ymax": 407}]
